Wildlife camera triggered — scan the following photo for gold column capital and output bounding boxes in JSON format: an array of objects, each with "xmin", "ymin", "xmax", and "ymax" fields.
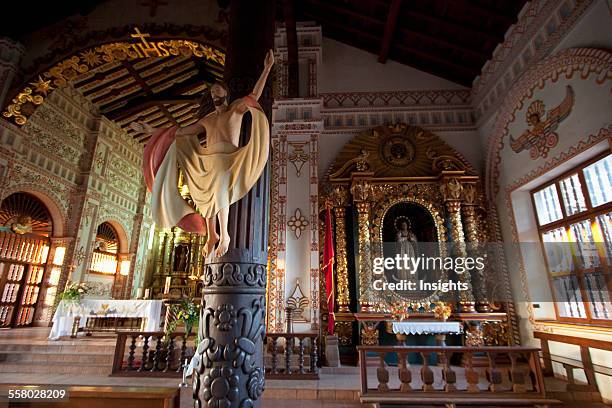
[
  {"xmin": 328, "ymin": 185, "xmax": 350, "ymax": 208},
  {"xmin": 350, "ymin": 176, "xmax": 374, "ymax": 203},
  {"xmin": 439, "ymin": 177, "xmax": 463, "ymax": 203},
  {"xmin": 461, "ymin": 182, "xmax": 479, "ymax": 207}
]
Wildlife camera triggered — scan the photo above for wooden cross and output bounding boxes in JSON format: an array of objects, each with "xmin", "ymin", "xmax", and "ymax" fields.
[{"xmin": 141, "ymin": 0, "xmax": 168, "ymax": 17}]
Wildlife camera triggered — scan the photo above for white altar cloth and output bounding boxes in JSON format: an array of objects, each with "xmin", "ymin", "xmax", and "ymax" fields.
[
  {"xmin": 49, "ymin": 299, "xmax": 163, "ymax": 340},
  {"xmin": 392, "ymin": 321, "xmax": 463, "ymax": 335}
]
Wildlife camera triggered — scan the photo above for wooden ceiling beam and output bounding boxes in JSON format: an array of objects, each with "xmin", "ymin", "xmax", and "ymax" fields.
[
  {"xmin": 399, "ymin": 8, "xmax": 503, "ymax": 44},
  {"xmin": 378, "ymin": 0, "xmax": 401, "ymax": 63},
  {"xmin": 103, "ymin": 77, "xmax": 208, "ymax": 120},
  {"xmin": 104, "ymin": 97, "xmax": 198, "ymax": 121},
  {"xmin": 305, "ymin": 1, "xmax": 489, "ymax": 62},
  {"xmin": 119, "ymin": 62, "xmax": 177, "ymax": 125},
  {"xmin": 91, "ymin": 61, "xmax": 198, "ymax": 105},
  {"xmin": 305, "ymin": 11, "xmax": 479, "ymax": 75},
  {"xmin": 307, "ymin": 13, "xmax": 476, "ymax": 84},
  {"xmin": 454, "ymin": 0, "xmax": 514, "ymax": 26}
]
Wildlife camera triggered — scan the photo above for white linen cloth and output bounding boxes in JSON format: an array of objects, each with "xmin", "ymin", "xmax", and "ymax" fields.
[
  {"xmin": 49, "ymin": 299, "xmax": 163, "ymax": 340},
  {"xmin": 392, "ymin": 321, "xmax": 463, "ymax": 335}
]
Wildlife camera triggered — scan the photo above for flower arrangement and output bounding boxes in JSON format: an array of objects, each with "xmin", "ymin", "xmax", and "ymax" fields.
[
  {"xmin": 59, "ymin": 282, "xmax": 89, "ymax": 302},
  {"xmin": 433, "ymin": 301, "xmax": 452, "ymax": 321},
  {"xmin": 164, "ymin": 298, "xmax": 200, "ymax": 343},
  {"xmin": 390, "ymin": 302, "xmax": 409, "ymax": 321}
]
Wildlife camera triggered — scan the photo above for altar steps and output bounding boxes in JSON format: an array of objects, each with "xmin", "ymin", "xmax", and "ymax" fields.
[{"xmin": 0, "ymin": 334, "xmax": 115, "ymax": 376}]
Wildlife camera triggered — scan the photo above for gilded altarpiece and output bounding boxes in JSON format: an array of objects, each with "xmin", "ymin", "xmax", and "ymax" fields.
[{"xmin": 321, "ymin": 124, "xmax": 511, "ymax": 351}]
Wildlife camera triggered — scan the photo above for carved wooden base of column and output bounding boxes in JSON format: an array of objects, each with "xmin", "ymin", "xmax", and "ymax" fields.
[
  {"xmin": 476, "ymin": 301, "xmax": 492, "ymax": 313},
  {"xmin": 458, "ymin": 301, "xmax": 476, "ymax": 313},
  {"xmin": 193, "ymin": 262, "xmax": 267, "ymax": 408}
]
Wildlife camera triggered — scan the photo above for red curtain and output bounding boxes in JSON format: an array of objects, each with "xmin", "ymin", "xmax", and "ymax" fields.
[{"xmin": 323, "ymin": 207, "xmax": 335, "ymax": 335}]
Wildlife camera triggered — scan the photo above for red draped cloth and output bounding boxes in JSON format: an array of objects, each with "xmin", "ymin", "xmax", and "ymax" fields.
[{"xmin": 323, "ymin": 207, "xmax": 335, "ymax": 335}]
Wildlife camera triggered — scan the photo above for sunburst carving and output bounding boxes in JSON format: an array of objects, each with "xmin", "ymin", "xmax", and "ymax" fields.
[
  {"xmin": 328, "ymin": 123, "xmax": 476, "ymax": 179},
  {"xmin": 0, "ymin": 193, "xmax": 52, "ymax": 237}
]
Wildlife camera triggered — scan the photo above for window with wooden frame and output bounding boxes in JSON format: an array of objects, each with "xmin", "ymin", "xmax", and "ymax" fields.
[{"xmin": 532, "ymin": 152, "xmax": 611, "ymax": 325}]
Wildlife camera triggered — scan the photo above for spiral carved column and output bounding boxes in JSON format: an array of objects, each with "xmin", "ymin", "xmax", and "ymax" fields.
[
  {"xmin": 351, "ymin": 176, "xmax": 374, "ymax": 312},
  {"xmin": 462, "ymin": 183, "xmax": 490, "ymax": 313},
  {"xmin": 333, "ymin": 206, "xmax": 350, "ymax": 312},
  {"xmin": 440, "ymin": 175, "xmax": 475, "ymax": 311}
]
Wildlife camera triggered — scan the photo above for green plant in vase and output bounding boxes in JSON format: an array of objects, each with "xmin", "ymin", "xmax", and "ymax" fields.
[
  {"xmin": 58, "ymin": 282, "xmax": 89, "ymax": 303},
  {"xmin": 164, "ymin": 298, "xmax": 200, "ymax": 344}
]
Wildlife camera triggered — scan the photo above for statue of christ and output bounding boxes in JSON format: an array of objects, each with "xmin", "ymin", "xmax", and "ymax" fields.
[{"xmin": 132, "ymin": 50, "xmax": 274, "ymax": 259}]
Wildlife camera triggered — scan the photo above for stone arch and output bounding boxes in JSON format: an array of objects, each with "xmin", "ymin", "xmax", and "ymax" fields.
[
  {"xmin": 95, "ymin": 218, "xmax": 129, "ymax": 254},
  {"xmin": 2, "ymin": 27, "xmax": 226, "ymax": 126},
  {"xmin": 484, "ymin": 47, "xmax": 612, "ymax": 201},
  {"xmin": 0, "ymin": 187, "xmax": 66, "ymax": 237}
]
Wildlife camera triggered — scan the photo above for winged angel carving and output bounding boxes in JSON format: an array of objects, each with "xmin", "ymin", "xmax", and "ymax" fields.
[{"xmin": 510, "ymin": 85, "xmax": 574, "ymax": 159}]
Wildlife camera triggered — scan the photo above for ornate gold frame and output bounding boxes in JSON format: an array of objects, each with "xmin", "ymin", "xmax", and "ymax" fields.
[
  {"xmin": 370, "ymin": 192, "xmax": 448, "ymax": 305},
  {"xmin": 322, "ymin": 123, "xmax": 489, "ymax": 314}
]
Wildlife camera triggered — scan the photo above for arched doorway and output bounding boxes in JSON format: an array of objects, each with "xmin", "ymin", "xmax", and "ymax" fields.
[
  {"xmin": 90, "ymin": 222, "xmax": 120, "ymax": 275},
  {"xmin": 0, "ymin": 192, "xmax": 52, "ymax": 327},
  {"xmin": 88, "ymin": 221, "xmax": 130, "ymax": 299}
]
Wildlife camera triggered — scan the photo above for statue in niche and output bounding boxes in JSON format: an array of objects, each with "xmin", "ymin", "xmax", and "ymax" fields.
[
  {"xmin": 131, "ymin": 50, "xmax": 274, "ymax": 259},
  {"xmin": 174, "ymin": 244, "xmax": 190, "ymax": 272},
  {"xmin": 10, "ymin": 216, "xmax": 33, "ymax": 235},
  {"xmin": 394, "ymin": 216, "xmax": 418, "ymax": 282}
]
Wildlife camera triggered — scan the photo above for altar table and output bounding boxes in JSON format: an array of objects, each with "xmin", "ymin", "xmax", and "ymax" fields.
[
  {"xmin": 49, "ymin": 299, "xmax": 163, "ymax": 340},
  {"xmin": 390, "ymin": 321, "xmax": 463, "ymax": 346}
]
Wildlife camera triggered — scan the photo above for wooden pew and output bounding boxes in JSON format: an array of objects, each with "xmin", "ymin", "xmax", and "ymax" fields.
[{"xmin": 2, "ymin": 385, "xmax": 180, "ymax": 408}]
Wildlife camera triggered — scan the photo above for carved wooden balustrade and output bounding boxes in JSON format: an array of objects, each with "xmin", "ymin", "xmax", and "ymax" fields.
[
  {"xmin": 358, "ymin": 345, "xmax": 561, "ymax": 407},
  {"xmin": 111, "ymin": 331, "xmax": 320, "ymax": 380},
  {"xmin": 111, "ymin": 331, "xmax": 197, "ymax": 377},
  {"xmin": 265, "ymin": 333, "xmax": 319, "ymax": 379}
]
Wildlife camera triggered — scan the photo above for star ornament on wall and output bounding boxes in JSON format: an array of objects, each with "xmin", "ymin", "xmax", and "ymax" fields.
[
  {"xmin": 287, "ymin": 208, "xmax": 309, "ymax": 239},
  {"xmin": 30, "ymin": 76, "xmax": 53, "ymax": 96}
]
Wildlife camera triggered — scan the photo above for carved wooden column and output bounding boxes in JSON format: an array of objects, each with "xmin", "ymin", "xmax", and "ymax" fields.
[
  {"xmin": 0, "ymin": 37, "xmax": 24, "ymax": 109},
  {"xmin": 351, "ymin": 174, "xmax": 374, "ymax": 312},
  {"xmin": 331, "ymin": 187, "xmax": 350, "ymax": 313},
  {"xmin": 439, "ymin": 173, "xmax": 475, "ymax": 312},
  {"xmin": 462, "ymin": 182, "xmax": 490, "ymax": 313},
  {"xmin": 152, "ymin": 230, "xmax": 167, "ymax": 289},
  {"xmin": 193, "ymin": 1, "xmax": 273, "ymax": 407}
]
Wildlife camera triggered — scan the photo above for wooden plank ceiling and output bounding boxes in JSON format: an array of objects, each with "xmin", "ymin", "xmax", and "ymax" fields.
[
  {"xmin": 5, "ymin": 0, "xmax": 528, "ymax": 143},
  {"xmin": 294, "ymin": 0, "xmax": 528, "ymax": 86},
  {"xmin": 70, "ymin": 53, "xmax": 223, "ymax": 143}
]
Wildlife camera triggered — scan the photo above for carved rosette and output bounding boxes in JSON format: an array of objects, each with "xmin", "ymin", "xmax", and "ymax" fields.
[{"xmin": 194, "ymin": 262, "xmax": 267, "ymax": 408}]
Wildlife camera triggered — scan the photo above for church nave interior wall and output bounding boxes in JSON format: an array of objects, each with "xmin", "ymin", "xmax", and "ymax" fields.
[
  {"xmin": 0, "ymin": 84, "xmax": 153, "ymax": 326},
  {"xmin": 479, "ymin": 0, "xmax": 612, "ymax": 398}
]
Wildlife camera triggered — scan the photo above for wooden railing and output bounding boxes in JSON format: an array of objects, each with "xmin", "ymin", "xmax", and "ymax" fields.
[
  {"xmin": 265, "ymin": 333, "xmax": 319, "ymax": 379},
  {"xmin": 534, "ymin": 330, "xmax": 612, "ymax": 393},
  {"xmin": 111, "ymin": 331, "xmax": 197, "ymax": 377},
  {"xmin": 358, "ymin": 346, "xmax": 561, "ymax": 407},
  {"xmin": 111, "ymin": 331, "xmax": 320, "ymax": 380}
]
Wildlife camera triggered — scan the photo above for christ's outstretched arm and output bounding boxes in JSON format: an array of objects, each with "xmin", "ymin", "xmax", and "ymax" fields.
[{"xmin": 251, "ymin": 50, "xmax": 275, "ymax": 101}]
